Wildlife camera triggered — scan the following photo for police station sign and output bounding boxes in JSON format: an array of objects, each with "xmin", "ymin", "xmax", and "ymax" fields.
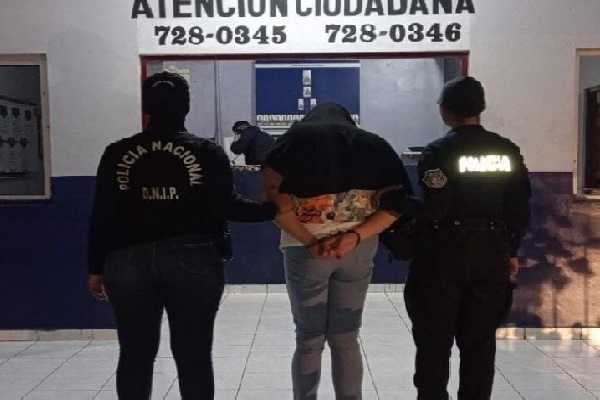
[{"xmin": 133, "ymin": 0, "xmax": 475, "ymax": 54}]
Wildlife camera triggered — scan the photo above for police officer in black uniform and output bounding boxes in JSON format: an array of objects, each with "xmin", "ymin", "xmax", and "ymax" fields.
[
  {"xmin": 229, "ymin": 120, "xmax": 274, "ymax": 165},
  {"xmin": 404, "ymin": 76, "xmax": 531, "ymax": 400},
  {"xmin": 87, "ymin": 72, "xmax": 276, "ymax": 400}
]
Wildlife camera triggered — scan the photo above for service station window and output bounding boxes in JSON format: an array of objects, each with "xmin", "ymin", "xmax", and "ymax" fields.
[
  {"xmin": 143, "ymin": 55, "xmax": 466, "ymax": 166},
  {"xmin": 0, "ymin": 55, "xmax": 50, "ymax": 199},
  {"xmin": 578, "ymin": 50, "xmax": 600, "ymax": 194}
]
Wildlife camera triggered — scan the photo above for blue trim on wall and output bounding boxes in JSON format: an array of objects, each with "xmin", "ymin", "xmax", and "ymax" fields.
[
  {"xmin": 2, "ymin": 171, "xmax": 575, "ymax": 329},
  {"xmin": 0, "ymin": 172, "xmax": 410, "ymax": 329},
  {"xmin": 0, "ymin": 177, "xmax": 114, "ymax": 329}
]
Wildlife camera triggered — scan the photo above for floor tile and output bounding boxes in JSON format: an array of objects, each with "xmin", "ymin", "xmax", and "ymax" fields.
[
  {"xmin": 54, "ymin": 358, "xmax": 115, "ymax": 375},
  {"xmin": 237, "ymin": 390, "xmax": 292, "ymax": 400},
  {"xmin": 0, "ymin": 342, "xmax": 35, "ymax": 358},
  {"xmin": 36, "ymin": 373, "xmax": 111, "ymax": 391},
  {"xmin": 24, "ymin": 390, "xmax": 97, "ymax": 399},
  {"xmin": 0, "ymin": 358, "xmax": 64, "ymax": 374},
  {"xmin": 486, "ymin": 392, "xmax": 522, "ymax": 400},
  {"xmin": 505, "ymin": 373, "xmax": 586, "ymax": 391},
  {"xmin": 70, "ymin": 343, "xmax": 119, "ymax": 360},
  {"xmin": 94, "ymin": 392, "xmax": 118, "ymax": 400},
  {"xmin": 555, "ymin": 358, "xmax": 600, "ymax": 374},
  {"xmin": 495, "ymin": 356, "xmax": 564, "ymax": 375},
  {"xmin": 3, "ymin": 293, "xmax": 600, "ymax": 400},
  {"xmin": 240, "ymin": 373, "xmax": 292, "ymax": 391},
  {"xmin": 214, "ymin": 372, "xmax": 243, "ymax": 390},
  {"xmin": 213, "ymin": 345, "xmax": 252, "ymax": 358},
  {"xmin": 250, "ymin": 345, "xmax": 295, "ymax": 358},
  {"xmin": 15, "ymin": 342, "xmax": 88, "ymax": 360},
  {"xmin": 214, "ymin": 334, "xmax": 256, "ymax": 346},
  {"xmin": 245, "ymin": 357, "xmax": 292, "ymax": 374},
  {"xmin": 214, "ymin": 357, "xmax": 247, "ymax": 376},
  {"xmin": 0, "ymin": 373, "xmax": 50, "ymax": 399},
  {"xmin": 253, "ymin": 334, "xmax": 295, "ymax": 346},
  {"xmin": 519, "ymin": 390, "xmax": 595, "ymax": 399},
  {"xmin": 572, "ymin": 374, "xmax": 600, "ymax": 391},
  {"xmin": 531, "ymin": 341, "xmax": 600, "ymax": 358}
]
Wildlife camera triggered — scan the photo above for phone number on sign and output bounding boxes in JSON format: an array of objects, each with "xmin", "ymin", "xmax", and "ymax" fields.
[
  {"xmin": 325, "ymin": 23, "xmax": 462, "ymax": 43},
  {"xmin": 154, "ymin": 25, "xmax": 287, "ymax": 46}
]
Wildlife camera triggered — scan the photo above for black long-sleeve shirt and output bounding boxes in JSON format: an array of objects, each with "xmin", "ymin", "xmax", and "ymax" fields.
[
  {"xmin": 417, "ymin": 125, "xmax": 531, "ymax": 256},
  {"xmin": 88, "ymin": 128, "xmax": 276, "ymax": 274},
  {"xmin": 230, "ymin": 126, "xmax": 274, "ymax": 165}
]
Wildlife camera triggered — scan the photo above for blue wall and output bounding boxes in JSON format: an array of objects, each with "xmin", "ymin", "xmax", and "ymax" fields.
[
  {"xmin": 0, "ymin": 172, "xmax": 409, "ymax": 329},
  {"xmin": 2, "ymin": 171, "xmax": 597, "ymax": 330}
]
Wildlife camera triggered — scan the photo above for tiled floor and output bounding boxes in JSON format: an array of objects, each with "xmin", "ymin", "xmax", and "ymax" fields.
[{"xmin": 1, "ymin": 293, "xmax": 600, "ymax": 399}]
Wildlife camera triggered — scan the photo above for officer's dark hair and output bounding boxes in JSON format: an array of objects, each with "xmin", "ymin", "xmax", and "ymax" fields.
[
  {"xmin": 142, "ymin": 72, "xmax": 190, "ymax": 119},
  {"xmin": 438, "ymin": 76, "xmax": 485, "ymax": 118},
  {"xmin": 232, "ymin": 120, "xmax": 251, "ymax": 132}
]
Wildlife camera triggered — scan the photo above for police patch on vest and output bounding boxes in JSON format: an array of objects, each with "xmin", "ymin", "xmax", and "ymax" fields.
[
  {"xmin": 422, "ymin": 169, "xmax": 448, "ymax": 189},
  {"xmin": 459, "ymin": 155, "xmax": 512, "ymax": 173}
]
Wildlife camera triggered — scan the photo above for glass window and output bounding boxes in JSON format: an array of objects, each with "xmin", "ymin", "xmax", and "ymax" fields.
[
  {"xmin": 578, "ymin": 50, "xmax": 600, "ymax": 194},
  {"xmin": 0, "ymin": 55, "xmax": 50, "ymax": 199}
]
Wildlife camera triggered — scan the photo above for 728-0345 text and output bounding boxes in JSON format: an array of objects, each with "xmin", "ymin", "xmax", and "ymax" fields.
[{"xmin": 154, "ymin": 25, "xmax": 287, "ymax": 45}]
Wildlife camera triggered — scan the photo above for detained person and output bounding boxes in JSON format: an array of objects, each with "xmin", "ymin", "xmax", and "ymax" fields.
[{"xmin": 262, "ymin": 102, "xmax": 413, "ymax": 400}]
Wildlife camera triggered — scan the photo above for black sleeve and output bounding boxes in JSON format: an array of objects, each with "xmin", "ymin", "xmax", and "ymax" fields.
[
  {"xmin": 503, "ymin": 147, "xmax": 532, "ymax": 256},
  {"xmin": 228, "ymin": 190, "xmax": 277, "ymax": 222},
  {"xmin": 88, "ymin": 147, "xmax": 118, "ymax": 275},
  {"xmin": 205, "ymin": 144, "xmax": 276, "ymax": 222},
  {"xmin": 230, "ymin": 130, "xmax": 254, "ymax": 155},
  {"xmin": 377, "ymin": 139, "xmax": 417, "ymax": 215}
]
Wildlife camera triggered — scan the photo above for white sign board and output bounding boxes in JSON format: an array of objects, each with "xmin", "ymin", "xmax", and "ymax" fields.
[{"xmin": 133, "ymin": 0, "xmax": 475, "ymax": 54}]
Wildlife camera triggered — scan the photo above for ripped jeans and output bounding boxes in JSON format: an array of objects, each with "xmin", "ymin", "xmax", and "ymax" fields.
[{"xmin": 283, "ymin": 236, "xmax": 378, "ymax": 400}]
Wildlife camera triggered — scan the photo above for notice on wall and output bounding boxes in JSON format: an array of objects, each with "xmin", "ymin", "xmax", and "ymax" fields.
[
  {"xmin": 133, "ymin": 0, "xmax": 475, "ymax": 55},
  {"xmin": 256, "ymin": 60, "xmax": 360, "ymax": 134}
]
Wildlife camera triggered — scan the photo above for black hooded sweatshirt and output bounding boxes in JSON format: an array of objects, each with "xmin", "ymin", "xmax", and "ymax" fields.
[{"xmin": 265, "ymin": 102, "xmax": 412, "ymax": 207}]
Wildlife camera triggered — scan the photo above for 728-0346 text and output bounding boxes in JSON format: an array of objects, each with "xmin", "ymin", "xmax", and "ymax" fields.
[{"xmin": 325, "ymin": 23, "xmax": 462, "ymax": 43}]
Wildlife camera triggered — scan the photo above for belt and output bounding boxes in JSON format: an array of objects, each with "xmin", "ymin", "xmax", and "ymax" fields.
[
  {"xmin": 159, "ymin": 233, "xmax": 215, "ymax": 246},
  {"xmin": 429, "ymin": 218, "xmax": 505, "ymax": 231}
]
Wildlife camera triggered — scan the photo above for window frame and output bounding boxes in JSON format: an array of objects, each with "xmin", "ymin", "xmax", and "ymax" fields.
[{"xmin": 0, "ymin": 54, "xmax": 51, "ymax": 200}]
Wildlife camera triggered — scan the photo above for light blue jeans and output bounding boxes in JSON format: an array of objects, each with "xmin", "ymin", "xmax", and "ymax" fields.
[{"xmin": 283, "ymin": 236, "xmax": 379, "ymax": 400}]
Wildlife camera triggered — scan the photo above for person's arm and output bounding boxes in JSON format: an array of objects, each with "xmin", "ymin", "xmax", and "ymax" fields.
[
  {"xmin": 205, "ymin": 143, "xmax": 276, "ymax": 222},
  {"xmin": 87, "ymin": 147, "xmax": 118, "ymax": 300},
  {"xmin": 230, "ymin": 129, "xmax": 254, "ymax": 155},
  {"xmin": 262, "ymin": 166, "xmax": 318, "ymax": 246},
  {"xmin": 321, "ymin": 210, "xmax": 399, "ymax": 259},
  {"xmin": 503, "ymin": 147, "xmax": 532, "ymax": 275},
  {"xmin": 321, "ymin": 141, "xmax": 417, "ymax": 259},
  {"xmin": 228, "ymin": 190, "xmax": 277, "ymax": 222}
]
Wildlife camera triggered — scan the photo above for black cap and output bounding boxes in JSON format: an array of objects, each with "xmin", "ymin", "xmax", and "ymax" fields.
[
  {"xmin": 439, "ymin": 76, "xmax": 485, "ymax": 118},
  {"xmin": 232, "ymin": 120, "xmax": 250, "ymax": 133},
  {"xmin": 142, "ymin": 72, "xmax": 190, "ymax": 118}
]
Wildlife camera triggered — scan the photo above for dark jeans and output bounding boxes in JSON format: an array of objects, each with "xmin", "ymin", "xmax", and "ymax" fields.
[
  {"xmin": 404, "ymin": 229, "xmax": 512, "ymax": 400},
  {"xmin": 103, "ymin": 234, "xmax": 225, "ymax": 400}
]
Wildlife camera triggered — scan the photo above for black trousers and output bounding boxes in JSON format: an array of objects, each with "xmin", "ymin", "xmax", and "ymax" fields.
[
  {"xmin": 404, "ymin": 229, "xmax": 513, "ymax": 400},
  {"xmin": 103, "ymin": 235, "xmax": 225, "ymax": 400}
]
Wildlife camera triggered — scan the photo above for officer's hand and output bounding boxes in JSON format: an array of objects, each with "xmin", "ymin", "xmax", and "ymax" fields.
[
  {"xmin": 88, "ymin": 275, "xmax": 107, "ymax": 301},
  {"xmin": 308, "ymin": 236, "xmax": 335, "ymax": 259},
  {"xmin": 509, "ymin": 257, "xmax": 520, "ymax": 277},
  {"xmin": 325, "ymin": 232, "xmax": 360, "ymax": 259}
]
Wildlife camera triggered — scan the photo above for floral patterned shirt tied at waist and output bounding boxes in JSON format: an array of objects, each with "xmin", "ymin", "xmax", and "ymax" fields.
[{"xmin": 280, "ymin": 189, "xmax": 377, "ymax": 248}]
